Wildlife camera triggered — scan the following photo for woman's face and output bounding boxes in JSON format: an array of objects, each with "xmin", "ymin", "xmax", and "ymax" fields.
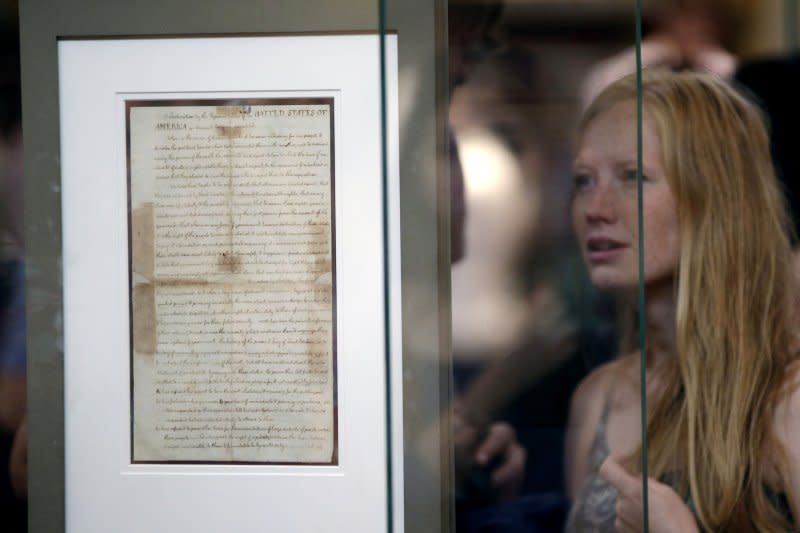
[{"xmin": 572, "ymin": 101, "xmax": 680, "ymax": 293}]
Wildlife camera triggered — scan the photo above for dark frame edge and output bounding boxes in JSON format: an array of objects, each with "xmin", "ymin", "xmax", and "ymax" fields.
[{"xmin": 19, "ymin": 1, "xmax": 66, "ymax": 532}]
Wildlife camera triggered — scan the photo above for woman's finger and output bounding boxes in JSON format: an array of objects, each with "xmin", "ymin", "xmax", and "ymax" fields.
[
  {"xmin": 599, "ymin": 456, "xmax": 641, "ymax": 500},
  {"xmin": 474, "ymin": 422, "xmax": 514, "ymax": 465}
]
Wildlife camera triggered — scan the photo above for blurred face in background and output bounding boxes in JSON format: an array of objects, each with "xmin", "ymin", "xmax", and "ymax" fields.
[
  {"xmin": 448, "ymin": 1, "xmax": 502, "ymax": 90},
  {"xmin": 571, "ymin": 100, "xmax": 680, "ymax": 294}
]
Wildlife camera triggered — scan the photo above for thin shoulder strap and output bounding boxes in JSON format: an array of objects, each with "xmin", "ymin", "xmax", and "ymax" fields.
[{"xmin": 587, "ymin": 393, "xmax": 613, "ymax": 471}]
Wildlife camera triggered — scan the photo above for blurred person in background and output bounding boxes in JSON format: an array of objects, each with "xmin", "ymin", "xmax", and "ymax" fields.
[
  {"xmin": 580, "ymin": 0, "xmax": 753, "ymax": 107},
  {"xmin": 448, "ymin": 0, "xmax": 529, "ymax": 508},
  {"xmin": 449, "ymin": 2, "xmax": 618, "ymax": 531}
]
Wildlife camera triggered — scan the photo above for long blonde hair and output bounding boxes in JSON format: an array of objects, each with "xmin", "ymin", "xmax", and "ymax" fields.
[{"xmin": 581, "ymin": 70, "xmax": 798, "ymax": 531}]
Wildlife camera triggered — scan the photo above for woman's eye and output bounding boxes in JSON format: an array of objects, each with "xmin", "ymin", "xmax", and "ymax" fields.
[
  {"xmin": 623, "ymin": 169, "xmax": 647, "ymax": 182},
  {"xmin": 573, "ymin": 174, "xmax": 592, "ymax": 190}
]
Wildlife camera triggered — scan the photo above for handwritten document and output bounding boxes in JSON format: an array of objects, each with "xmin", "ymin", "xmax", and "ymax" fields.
[{"xmin": 128, "ymin": 99, "xmax": 336, "ymax": 464}]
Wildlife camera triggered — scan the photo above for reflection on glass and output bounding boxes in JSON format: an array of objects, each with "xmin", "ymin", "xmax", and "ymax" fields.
[
  {"xmin": 570, "ymin": 68, "xmax": 799, "ymax": 533},
  {"xmin": 449, "ymin": 1, "xmax": 625, "ymax": 530},
  {"xmin": 449, "ymin": 1, "xmax": 800, "ymax": 532}
]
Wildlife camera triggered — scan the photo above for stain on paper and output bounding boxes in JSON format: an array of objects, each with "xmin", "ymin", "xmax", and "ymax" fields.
[
  {"xmin": 216, "ymin": 126, "xmax": 243, "ymax": 139},
  {"xmin": 314, "ymin": 256, "xmax": 332, "ymax": 276},
  {"xmin": 132, "ymin": 283, "xmax": 156, "ymax": 354},
  {"xmin": 215, "ymin": 106, "xmax": 240, "ymax": 117},
  {"xmin": 217, "ymin": 252, "xmax": 243, "ymax": 274},
  {"xmin": 131, "ymin": 203, "xmax": 155, "ymax": 280}
]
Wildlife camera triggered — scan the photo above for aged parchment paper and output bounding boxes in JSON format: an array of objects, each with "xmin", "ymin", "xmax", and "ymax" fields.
[{"xmin": 128, "ymin": 99, "xmax": 336, "ymax": 463}]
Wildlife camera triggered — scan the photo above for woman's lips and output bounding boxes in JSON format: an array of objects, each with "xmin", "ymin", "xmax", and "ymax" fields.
[{"xmin": 585, "ymin": 236, "xmax": 628, "ymax": 263}]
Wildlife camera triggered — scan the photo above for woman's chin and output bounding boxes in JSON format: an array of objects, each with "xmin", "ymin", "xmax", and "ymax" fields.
[
  {"xmin": 589, "ymin": 267, "xmax": 634, "ymax": 286},
  {"xmin": 589, "ymin": 274, "xmax": 639, "ymax": 295}
]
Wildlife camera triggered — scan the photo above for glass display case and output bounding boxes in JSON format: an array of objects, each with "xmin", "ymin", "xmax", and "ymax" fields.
[
  {"xmin": 16, "ymin": 0, "xmax": 800, "ymax": 531},
  {"xmin": 20, "ymin": 1, "xmax": 447, "ymax": 531}
]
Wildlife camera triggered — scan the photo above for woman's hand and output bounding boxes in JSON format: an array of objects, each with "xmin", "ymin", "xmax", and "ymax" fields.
[
  {"xmin": 599, "ymin": 456, "xmax": 699, "ymax": 533},
  {"xmin": 453, "ymin": 404, "xmax": 526, "ymax": 502},
  {"xmin": 473, "ymin": 421, "xmax": 526, "ymax": 501}
]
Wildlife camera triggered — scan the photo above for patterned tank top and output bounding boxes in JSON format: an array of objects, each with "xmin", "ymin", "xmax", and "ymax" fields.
[
  {"xmin": 564, "ymin": 401, "xmax": 795, "ymax": 532},
  {"xmin": 564, "ymin": 399, "xmax": 616, "ymax": 532}
]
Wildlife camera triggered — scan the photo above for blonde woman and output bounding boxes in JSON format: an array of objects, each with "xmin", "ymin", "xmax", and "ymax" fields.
[{"xmin": 564, "ymin": 70, "xmax": 800, "ymax": 532}]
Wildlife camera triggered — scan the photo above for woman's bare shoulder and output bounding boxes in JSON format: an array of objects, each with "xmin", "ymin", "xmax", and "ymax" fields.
[
  {"xmin": 565, "ymin": 355, "xmax": 635, "ymax": 498},
  {"xmin": 571, "ymin": 355, "xmax": 636, "ymax": 410}
]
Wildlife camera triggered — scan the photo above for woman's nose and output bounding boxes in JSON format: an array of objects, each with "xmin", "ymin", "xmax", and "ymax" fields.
[{"xmin": 583, "ymin": 183, "xmax": 618, "ymax": 223}]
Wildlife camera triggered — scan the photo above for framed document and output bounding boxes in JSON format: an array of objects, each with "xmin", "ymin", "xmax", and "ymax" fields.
[
  {"xmin": 58, "ymin": 34, "xmax": 401, "ymax": 532},
  {"xmin": 127, "ymin": 98, "xmax": 338, "ymax": 465},
  {"xmin": 23, "ymin": 1, "xmax": 450, "ymax": 532}
]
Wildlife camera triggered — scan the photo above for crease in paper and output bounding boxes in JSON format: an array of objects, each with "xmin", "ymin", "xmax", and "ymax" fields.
[{"xmin": 128, "ymin": 100, "xmax": 337, "ymax": 464}]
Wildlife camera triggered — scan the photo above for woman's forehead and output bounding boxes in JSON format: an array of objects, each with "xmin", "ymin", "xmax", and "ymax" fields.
[
  {"xmin": 577, "ymin": 103, "xmax": 661, "ymax": 159},
  {"xmin": 579, "ymin": 102, "xmax": 641, "ymax": 148}
]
